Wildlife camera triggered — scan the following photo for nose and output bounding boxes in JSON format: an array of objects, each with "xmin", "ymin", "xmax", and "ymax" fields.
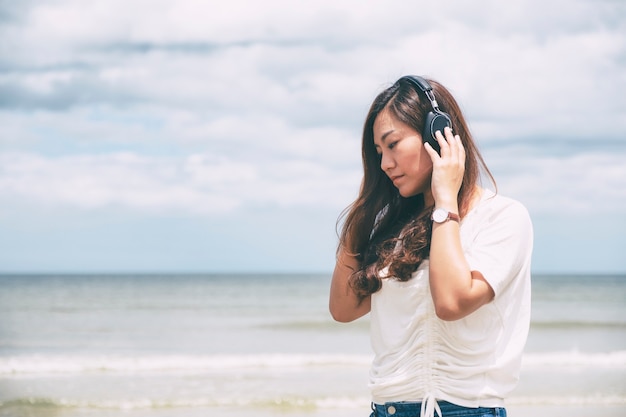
[{"xmin": 380, "ymin": 151, "xmax": 395, "ymax": 172}]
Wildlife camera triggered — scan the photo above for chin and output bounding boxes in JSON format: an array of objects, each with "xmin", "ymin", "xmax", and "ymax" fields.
[
  {"xmin": 397, "ymin": 179, "xmax": 429, "ymax": 198},
  {"xmin": 398, "ymin": 188, "xmax": 420, "ymax": 198},
  {"xmin": 397, "ymin": 183, "xmax": 428, "ymax": 198}
]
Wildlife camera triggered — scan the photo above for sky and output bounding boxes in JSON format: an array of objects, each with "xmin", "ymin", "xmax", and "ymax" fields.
[{"xmin": 0, "ymin": 0, "xmax": 625, "ymax": 274}]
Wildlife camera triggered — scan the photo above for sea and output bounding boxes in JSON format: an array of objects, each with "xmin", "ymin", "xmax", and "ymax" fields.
[{"xmin": 0, "ymin": 273, "xmax": 624, "ymax": 417}]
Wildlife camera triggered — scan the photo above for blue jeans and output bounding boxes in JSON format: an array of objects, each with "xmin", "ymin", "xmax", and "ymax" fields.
[{"xmin": 370, "ymin": 401, "xmax": 507, "ymax": 417}]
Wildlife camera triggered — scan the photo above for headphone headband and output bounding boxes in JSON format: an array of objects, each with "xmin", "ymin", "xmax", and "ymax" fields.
[
  {"xmin": 397, "ymin": 75, "xmax": 452, "ymax": 155},
  {"xmin": 400, "ymin": 75, "xmax": 441, "ymax": 111}
]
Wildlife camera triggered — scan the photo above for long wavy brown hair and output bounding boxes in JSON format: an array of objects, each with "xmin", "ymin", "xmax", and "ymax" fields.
[{"xmin": 338, "ymin": 76, "xmax": 495, "ymax": 301}]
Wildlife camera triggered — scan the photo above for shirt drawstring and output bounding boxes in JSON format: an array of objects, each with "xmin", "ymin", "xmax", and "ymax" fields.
[{"xmin": 420, "ymin": 393, "xmax": 442, "ymax": 417}]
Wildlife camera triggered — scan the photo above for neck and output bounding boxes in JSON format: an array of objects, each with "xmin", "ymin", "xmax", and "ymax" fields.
[{"xmin": 423, "ymin": 190, "xmax": 435, "ymax": 208}]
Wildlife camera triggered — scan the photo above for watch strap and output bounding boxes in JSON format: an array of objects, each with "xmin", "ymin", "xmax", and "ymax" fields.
[
  {"xmin": 447, "ymin": 212, "xmax": 460, "ymax": 222},
  {"xmin": 431, "ymin": 208, "xmax": 460, "ymax": 223}
]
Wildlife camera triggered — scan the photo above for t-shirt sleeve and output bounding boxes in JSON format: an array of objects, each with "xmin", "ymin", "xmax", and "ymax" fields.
[{"xmin": 465, "ymin": 198, "xmax": 533, "ymax": 297}]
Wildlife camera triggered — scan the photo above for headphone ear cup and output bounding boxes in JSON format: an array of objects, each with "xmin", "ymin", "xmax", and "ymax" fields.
[{"xmin": 423, "ymin": 111, "xmax": 452, "ymax": 155}]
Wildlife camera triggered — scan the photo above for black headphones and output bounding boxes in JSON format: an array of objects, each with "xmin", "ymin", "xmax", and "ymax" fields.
[{"xmin": 400, "ymin": 75, "xmax": 452, "ymax": 154}]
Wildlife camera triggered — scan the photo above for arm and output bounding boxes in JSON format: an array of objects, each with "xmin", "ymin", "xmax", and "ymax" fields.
[
  {"xmin": 329, "ymin": 248, "xmax": 371, "ymax": 322},
  {"xmin": 425, "ymin": 128, "xmax": 494, "ymax": 321},
  {"xmin": 429, "ymin": 218, "xmax": 494, "ymax": 321}
]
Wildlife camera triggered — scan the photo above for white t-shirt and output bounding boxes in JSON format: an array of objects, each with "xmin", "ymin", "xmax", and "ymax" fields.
[{"xmin": 369, "ymin": 191, "xmax": 533, "ymax": 416}]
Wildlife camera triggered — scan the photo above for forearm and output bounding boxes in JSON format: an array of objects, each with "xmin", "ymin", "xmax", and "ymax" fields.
[
  {"xmin": 428, "ymin": 205, "xmax": 494, "ymax": 320},
  {"xmin": 329, "ymin": 249, "xmax": 371, "ymax": 322}
]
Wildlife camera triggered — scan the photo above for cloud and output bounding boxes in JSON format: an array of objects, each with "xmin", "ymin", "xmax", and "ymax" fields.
[
  {"xmin": 0, "ymin": 150, "xmax": 361, "ymax": 215},
  {"xmin": 2, "ymin": 0, "xmax": 624, "ymax": 140},
  {"xmin": 0, "ymin": 0, "xmax": 624, "ymax": 272},
  {"xmin": 485, "ymin": 147, "xmax": 626, "ymax": 215},
  {"xmin": 2, "ymin": 144, "xmax": 624, "ymax": 218},
  {"xmin": 1, "ymin": 0, "xmax": 624, "ymax": 215}
]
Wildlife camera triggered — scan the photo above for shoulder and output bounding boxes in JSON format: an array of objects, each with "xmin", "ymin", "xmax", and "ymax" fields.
[
  {"xmin": 463, "ymin": 190, "xmax": 533, "ymax": 246},
  {"xmin": 474, "ymin": 190, "xmax": 532, "ymax": 225}
]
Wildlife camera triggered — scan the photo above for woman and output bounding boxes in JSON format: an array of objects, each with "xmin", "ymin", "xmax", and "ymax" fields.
[{"xmin": 329, "ymin": 75, "xmax": 533, "ymax": 417}]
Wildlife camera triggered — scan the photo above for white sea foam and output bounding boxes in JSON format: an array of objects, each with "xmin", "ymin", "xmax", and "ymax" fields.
[
  {"xmin": 1, "ymin": 350, "xmax": 625, "ymax": 376},
  {"xmin": 521, "ymin": 350, "xmax": 626, "ymax": 368},
  {"xmin": 0, "ymin": 353, "xmax": 373, "ymax": 375},
  {"xmin": 508, "ymin": 395, "xmax": 626, "ymax": 406},
  {"xmin": 0, "ymin": 396, "xmax": 372, "ymax": 410},
  {"xmin": 2, "ymin": 394, "xmax": 624, "ymax": 410}
]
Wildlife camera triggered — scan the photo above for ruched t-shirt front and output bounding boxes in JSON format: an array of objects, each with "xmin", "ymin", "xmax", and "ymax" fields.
[{"xmin": 369, "ymin": 191, "xmax": 533, "ymax": 416}]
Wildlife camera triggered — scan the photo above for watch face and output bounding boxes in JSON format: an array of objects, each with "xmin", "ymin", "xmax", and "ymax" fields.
[{"xmin": 432, "ymin": 208, "xmax": 448, "ymax": 223}]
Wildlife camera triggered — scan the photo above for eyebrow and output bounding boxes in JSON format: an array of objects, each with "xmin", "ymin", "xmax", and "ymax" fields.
[{"xmin": 375, "ymin": 129, "xmax": 395, "ymax": 147}]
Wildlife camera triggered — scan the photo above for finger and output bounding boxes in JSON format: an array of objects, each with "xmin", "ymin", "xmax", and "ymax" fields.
[
  {"xmin": 454, "ymin": 135, "xmax": 465, "ymax": 172},
  {"xmin": 443, "ymin": 127, "xmax": 457, "ymax": 154},
  {"xmin": 454, "ymin": 135, "xmax": 466, "ymax": 169},
  {"xmin": 434, "ymin": 129, "xmax": 449, "ymax": 154},
  {"xmin": 423, "ymin": 141, "xmax": 440, "ymax": 160},
  {"xmin": 449, "ymin": 133, "xmax": 461, "ymax": 161},
  {"xmin": 455, "ymin": 135, "xmax": 465, "ymax": 158}
]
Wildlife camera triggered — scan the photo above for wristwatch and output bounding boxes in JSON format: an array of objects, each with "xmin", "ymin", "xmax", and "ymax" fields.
[{"xmin": 431, "ymin": 208, "xmax": 460, "ymax": 223}]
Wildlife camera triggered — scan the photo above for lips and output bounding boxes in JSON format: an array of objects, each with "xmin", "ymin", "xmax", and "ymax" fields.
[{"xmin": 390, "ymin": 174, "xmax": 403, "ymax": 184}]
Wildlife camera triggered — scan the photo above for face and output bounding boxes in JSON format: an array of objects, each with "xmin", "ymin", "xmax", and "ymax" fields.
[{"xmin": 373, "ymin": 108, "xmax": 433, "ymax": 198}]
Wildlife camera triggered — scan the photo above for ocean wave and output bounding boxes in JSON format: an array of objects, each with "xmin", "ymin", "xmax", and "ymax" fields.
[
  {"xmin": 254, "ymin": 319, "xmax": 626, "ymax": 331},
  {"xmin": 0, "ymin": 396, "xmax": 369, "ymax": 411},
  {"xmin": 1, "ymin": 394, "xmax": 624, "ymax": 411},
  {"xmin": 530, "ymin": 320, "xmax": 626, "ymax": 329},
  {"xmin": 258, "ymin": 319, "xmax": 369, "ymax": 331},
  {"xmin": 1, "ymin": 350, "xmax": 625, "ymax": 376},
  {"xmin": 521, "ymin": 350, "xmax": 626, "ymax": 368},
  {"xmin": 508, "ymin": 395, "xmax": 626, "ymax": 406},
  {"xmin": 0, "ymin": 353, "xmax": 372, "ymax": 375}
]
